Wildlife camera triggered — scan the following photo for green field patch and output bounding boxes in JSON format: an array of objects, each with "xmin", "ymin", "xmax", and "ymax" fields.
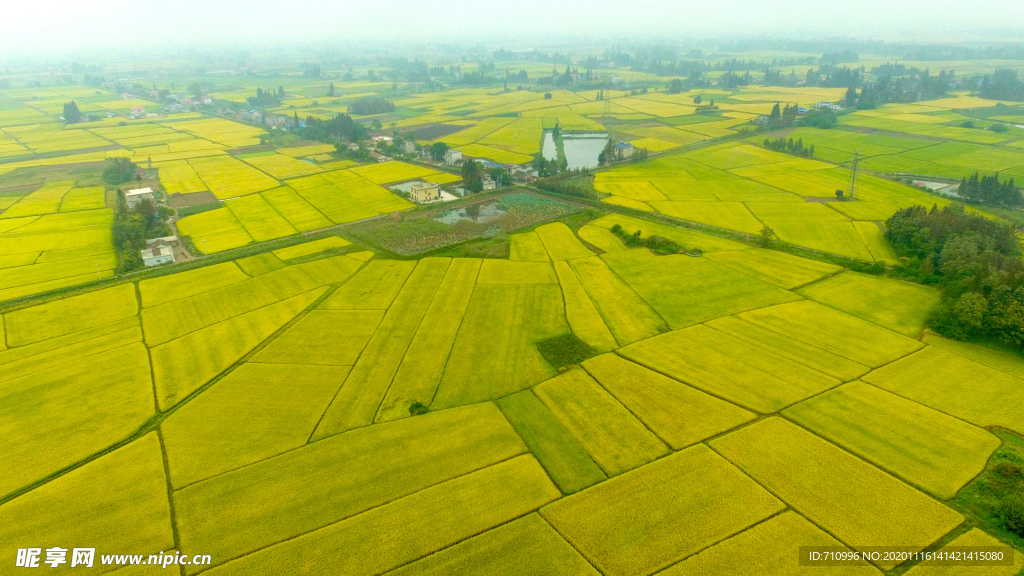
[
  {"xmin": 4, "ymin": 283, "xmax": 137, "ymax": 347},
  {"xmin": 738, "ymin": 300, "xmax": 924, "ymax": 367},
  {"xmin": 496, "ymin": 391, "xmax": 607, "ymax": 494},
  {"xmin": 602, "ymin": 249, "xmax": 800, "ymax": 329},
  {"xmin": 568, "ymin": 256, "xmax": 667, "ymax": 345},
  {"xmin": 376, "ymin": 258, "xmax": 481, "ymax": 422},
  {"xmin": 706, "ymin": 315, "xmax": 869, "ymax": 381},
  {"xmin": 533, "ymin": 368, "xmax": 669, "ymax": 476},
  {"xmin": 509, "ymin": 230, "xmax": 550, "ymax": 262},
  {"xmin": 582, "ymin": 353, "xmax": 755, "ymax": 449},
  {"xmin": 711, "ymin": 418, "xmax": 964, "ymax": 569},
  {"xmin": 235, "ymin": 252, "xmax": 287, "ymax": 276},
  {"xmin": 541, "ymin": 444, "xmax": 785, "ymax": 576},
  {"xmin": 783, "ymin": 381, "xmax": 1000, "ymax": 499},
  {"xmin": 151, "ymin": 289, "xmax": 324, "ymax": 410},
  {"xmin": 0, "ymin": 343, "xmax": 154, "ymax": 497},
  {"xmin": 433, "ymin": 283, "xmax": 567, "ymax": 409},
  {"xmin": 319, "ymin": 259, "xmax": 416, "ymax": 310},
  {"xmin": 251, "ymin": 310, "xmax": 383, "ymax": 365},
  {"xmin": 770, "ymin": 220, "xmax": 875, "ymax": 261},
  {"xmin": 477, "ymin": 259, "xmax": 558, "ymax": 284},
  {"xmin": 798, "ymin": 271, "xmax": 941, "ymax": 337},
  {"xmin": 0, "ymin": 435, "xmax": 174, "ymax": 567},
  {"xmin": 863, "ymin": 346, "xmax": 1024, "ymax": 434},
  {"xmin": 384, "ymin": 513, "xmax": 598, "ymax": 576},
  {"xmin": 162, "ymin": 364, "xmax": 347, "ymax": 487},
  {"xmin": 175, "ymin": 403, "xmax": 531, "ymax": 572},
  {"xmin": 661, "ymin": 511, "xmax": 880, "ymax": 576},
  {"xmin": 313, "ymin": 258, "xmax": 451, "ymax": 436},
  {"xmin": 619, "ymin": 324, "xmax": 839, "ymax": 413},
  {"xmin": 704, "ymin": 247, "xmax": 841, "ymax": 289}
]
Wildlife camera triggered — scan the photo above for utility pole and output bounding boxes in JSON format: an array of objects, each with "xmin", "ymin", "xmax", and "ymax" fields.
[{"xmin": 847, "ymin": 151, "xmax": 860, "ymax": 201}]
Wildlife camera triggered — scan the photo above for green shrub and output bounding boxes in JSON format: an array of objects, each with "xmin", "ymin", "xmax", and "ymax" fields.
[{"xmin": 537, "ymin": 333, "xmax": 596, "ymax": 369}]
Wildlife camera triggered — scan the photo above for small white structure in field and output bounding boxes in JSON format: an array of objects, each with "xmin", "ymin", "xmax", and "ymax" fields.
[
  {"xmin": 141, "ymin": 243, "xmax": 175, "ymax": 267},
  {"xmin": 481, "ymin": 177, "xmax": 497, "ymax": 191},
  {"xmin": 444, "ymin": 148, "xmax": 463, "ymax": 165},
  {"xmin": 409, "ymin": 181, "xmax": 441, "ymax": 203},
  {"xmin": 124, "ymin": 187, "xmax": 155, "ymax": 208},
  {"xmin": 816, "ymin": 101, "xmax": 842, "ymax": 111}
]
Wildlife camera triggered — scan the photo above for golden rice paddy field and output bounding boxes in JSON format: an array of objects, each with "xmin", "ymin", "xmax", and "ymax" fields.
[
  {"xmin": 3, "ymin": 77, "xmax": 1024, "ymax": 574},
  {"xmin": 2, "ymin": 211, "xmax": 1021, "ymax": 574}
]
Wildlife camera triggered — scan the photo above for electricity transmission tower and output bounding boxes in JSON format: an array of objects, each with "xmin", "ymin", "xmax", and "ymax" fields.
[{"xmin": 847, "ymin": 152, "xmax": 860, "ymax": 200}]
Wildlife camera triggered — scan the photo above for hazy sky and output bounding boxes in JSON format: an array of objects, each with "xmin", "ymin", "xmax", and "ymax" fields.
[{"xmin": 4, "ymin": 0, "xmax": 1024, "ymax": 54}]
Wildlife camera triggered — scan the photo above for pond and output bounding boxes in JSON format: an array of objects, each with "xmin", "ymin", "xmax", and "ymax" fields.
[
  {"xmin": 542, "ymin": 131, "xmax": 609, "ymax": 170},
  {"xmin": 433, "ymin": 201, "xmax": 508, "ymax": 225}
]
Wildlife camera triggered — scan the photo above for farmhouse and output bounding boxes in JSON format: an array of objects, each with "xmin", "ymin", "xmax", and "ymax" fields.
[
  {"xmin": 444, "ymin": 149, "xmax": 463, "ymax": 165},
  {"xmin": 402, "ymin": 141, "xmax": 416, "ymax": 154},
  {"xmin": 409, "ymin": 181, "xmax": 442, "ymax": 203},
  {"xmin": 615, "ymin": 141, "xmax": 635, "ymax": 159},
  {"xmin": 124, "ymin": 187, "xmax": 155, "ymax": 208},
  {"xmin": 140, "ymin": 243, "xmax": 175, "ymax": 267},
  {"xmin": 482, "ymin": 177, "xmax": 497, "ymax": 191},
  {"xmin": 816, "ymin": 101, "xmax": 842, "ymax": 111}
]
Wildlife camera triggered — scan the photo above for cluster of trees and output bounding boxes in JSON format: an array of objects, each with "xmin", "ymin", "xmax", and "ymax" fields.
[
  {"xmin": 303, "ymin": 63, "xmax": 322, "ymax": 78},
  {"xmin": 958, "ymin": 172, "xmax": 1021, "ymax": 207},
  {"xmin": 610, "ymin": 224, "xmax": 682, "ymax": 255},
  {"xmin": 797, "ymin": 107, "xmax": 838, "ymax": 128},
  {"xmin": 764, "ymin": 102, "xmax": 798, "ymax": 129},
  {"xmin": 247, "ymin": 87, "xmax": 284, "ymax": 107},
  {"xmin": 886, "ymin": 204, "xmax": 1024, "ymax": 348},
  {"xmin": 113, "ymin": 196, "xmax": 172, "ymax": 273},
  {"xmin": 763, "ymin": 137, "xmax": 814, "ymax": 157},
  {"xmin": 980, "ymin": 69, "xmax": 1024, "ymax": 102},
  {"xmin": 62, "ymin": 100, "xmax": 82, "ymax": 124},
  {"xmin": 292, "ymin": 112, "xmax": 366, "ymax": 143},
  {"xmin": 349, "ymin": 97, "xmax": 395, "ymax": 115},
  {"xmin": 535, "ymin": 171, "xmax": 598, "ymax": 199},
  {"xmin": 103, "ymin": 158, "xmax": 139, "ymax": 185}
]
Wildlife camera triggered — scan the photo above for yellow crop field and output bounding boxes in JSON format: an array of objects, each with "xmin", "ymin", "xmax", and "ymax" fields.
[
  {"xmin": 277, "ymin": 143, "xmax": 337, "ymax": 157},
  {"xmin": 568, "ymin": 256, "xmax": 666, "ymax": 345},
  {"xmin": 863, "ymin": 347, "xmax": 1024, "ymax": 434},
  {"xmin": 224, "ymin": 194, "xmax": 298, "ymax": 242},
  {"xmin": 260, "ymin": 186, "xmax": 333, "ymax": 232},
  {"xmin": 798, "ymin": 271, "xmax": 942, "ymax": 337},
  {"xmin": 509, "ymin": 231, "xmax": 550, "ymax": 262},
  {"xmin": 3, "ymin": 283, "xmax": 137, "ymax": 346},
  {"xmin": 662, "ymin": 511, "xmax": 880, "ymax": 576},
  {"xmin": 349, "ymin": 160, "xmax": 441, "ymax": 184},
  {"xmin": 533, "ymin": 368, "xmax": 669, "ymax": 475},
  {"xmin": 541, "ymin": 445, "xmax": 785, "ymax": 576},
  {"xmin": 139, "ymin": 261, "xmax": 250, "ymax": 307},
  {"xmin": 58, "ymin": 186, "xmax": 105, "ymax": 211},
  {"xmin": 169, "ymin": 118, "xmax": 266, "ymax": 148},
  {"xmin": 582, "ymin": 353, "xmax": 755, "ymax": 449},
  {"xmin": 176, "ymin": 207, "xmax": 254, "ymax": 253},
  {"xmin": 552, "ymin": 261, "xmax": 617, "ymax": 352},
  {"xmin": 534, "ymin": 222, "xmax": 594, "ymax": 261},
  {"xmin": 242, "ymin": 152, "xmax": 324, "ymax": 179},
  {"xmin": 783, "ymin": 381, "xmax": 1000, "ymax": 499},
  {"xmin": 479, "ymin": 117, "xmax": 543, "ymax": 155},
  {"xmin": 155, "ymin": 159, "xmax": 208, "ymax": 194},
  {"xmin": 0, "ymin": 181, "xmax": 74, "ymax": 219},
  {"xmin": 273, "ymin": 236, "xmax": 351, "ymax": 260},
  {"xmin": 710, "ymin": 418, "xmax": 964, "ymax": 569},
  {"xmin": 457, "ymin": 143, "xmax": 534, "ymax": 164},
  {"xmin": 188, "ymin": 156, "xmax": 280, "ymax": 199}
]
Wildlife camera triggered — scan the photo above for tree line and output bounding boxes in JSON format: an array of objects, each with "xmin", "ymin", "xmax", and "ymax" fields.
[
  {"xmin": 886, "ymin": 204, "xmax": 1024, "ymax": 348},
  {"xmin": 958, "ymin": 172, "xmax": 1021, "ymax": 207}
]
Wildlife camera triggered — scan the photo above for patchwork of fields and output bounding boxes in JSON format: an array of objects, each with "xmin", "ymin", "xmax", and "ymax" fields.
[
  {"xmin": 594, "ymin": 140, "xmax": 962, "ymax": 261},
  {"xmin": 3, "ymin": 218, "xmax": 1020, "ymax": 574}
]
